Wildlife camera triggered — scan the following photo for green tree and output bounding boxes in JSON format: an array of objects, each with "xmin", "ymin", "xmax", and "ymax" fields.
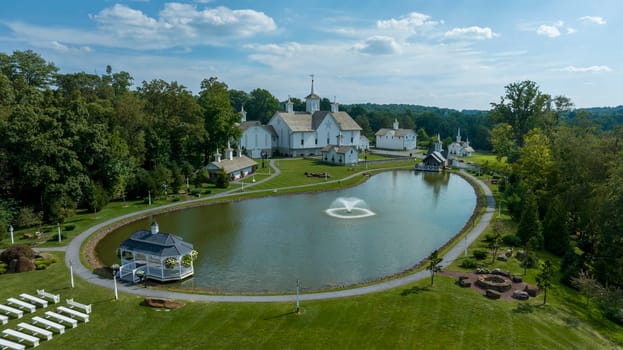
[
  {"xmin": 571, "ymin": 270, "xmax": 602, "ymax": 309},
  {"xmin": 536, "ymin": 259, "xmax": 555, "ymax": 305},
  {"xmin": 516, "ymin": 191, "xmax": 542, "ymax": 247},
  {"xmin": 488, "ymin": 230, "xmax": 503, "ymax": 264},
  {"xmin": 426, "ymin": 249, "xmax": 443, "ymax": 286},
  {"xmin": 246, "ymin": 88, "xmax": 280, "ymax": 124},
  {"xmin": 199, "ymin": 77, "xmax": 240, "ymax": 162},
  {"xmin": 215, "ymin": 169, "xmax": 229, "ymax": 189}
]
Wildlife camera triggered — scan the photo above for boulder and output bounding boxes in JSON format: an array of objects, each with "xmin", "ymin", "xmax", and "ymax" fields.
[
  {"xmin": 516, "ymin": 250, "xmax": 525, "ymax": 259},
  {"xmin": 524, "ymin": 284, "xmax": 539, "ymax": 297},
  {"xmin": 512, "ymin": 290, "xmax": 530, "ymax": 300},
  {"xmin": 497, "ymin": 255, "xmax": 508, "ymax": 262},
  {"xmin": 17, "ymin": 256, "xmax": 35, "ymax": 272},
  {"xmin": 511, "ymin": 275, "xmax": 523, "ymax": 283},
  {"xmin": 486, "ymin": 289, "xmax": 501, "ymax": 300}
]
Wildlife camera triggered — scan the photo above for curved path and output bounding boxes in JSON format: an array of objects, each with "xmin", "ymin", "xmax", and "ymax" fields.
[{"xmin": 65, "ymin": 165, "xmax": 495, "ymax": 302}]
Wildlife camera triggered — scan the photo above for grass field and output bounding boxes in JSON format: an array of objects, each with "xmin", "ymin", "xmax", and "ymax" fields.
[
  {"xmin": 1, "ymin": 253, "xmax": 620, "ymax": 350},
  {"xmin": 1, "ymin": 157, "xmax": 622, "ymax": 349}
]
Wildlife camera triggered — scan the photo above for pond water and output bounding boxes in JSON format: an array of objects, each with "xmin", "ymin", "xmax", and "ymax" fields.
[{"xmin": 96, "ymin": 170, "xmax": 476, "ymax": 292}]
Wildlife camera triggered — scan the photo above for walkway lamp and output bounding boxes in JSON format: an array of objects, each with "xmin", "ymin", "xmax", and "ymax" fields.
[
  {"xmin": 70, "ymin": 259, "xmax": 75, "ymax": 288},
  {"xmin": 295, "ymin": 279, "xmax": 300, "ymax": 314},
  {"xmin": 57, "ymin": 223, "xmax": 61, "ymax": 243},
  {"xmin": 111, "ymin": 264, "xmax": 120, "ymax": 300},
  {"xmin": 9, "ymin": 224, "xmax": 13, "ymax": 244}
]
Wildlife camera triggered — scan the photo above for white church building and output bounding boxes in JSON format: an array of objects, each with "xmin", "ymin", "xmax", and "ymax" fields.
[
  {"xmin": 268, "ymin": 78, "xmax": 362, "ymax": 157},
  {"xmin": 447, "ymin": 128, "xmax": 474, "ymax": 157},
  {"xmin": 375, "ymin": 119, "xmax": 417, "ymax": 151},
  {"xmin": 238, "ymin": 106, "xmax": 277, "ymax": 158}
]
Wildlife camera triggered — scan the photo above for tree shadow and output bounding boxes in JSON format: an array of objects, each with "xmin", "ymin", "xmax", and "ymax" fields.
[
  {"xmin": 263, "ymin": 310, "xmax": 298, "ymax": 320},
  {"xmin": 401, "ymin": 285, "xmax": 430, "ymax": 296}
]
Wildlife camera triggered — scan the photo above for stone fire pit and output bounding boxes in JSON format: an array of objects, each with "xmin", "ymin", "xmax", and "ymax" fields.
[{"xmin": 475, "ymin": 274, "xmax": 512, "ymax": 292}]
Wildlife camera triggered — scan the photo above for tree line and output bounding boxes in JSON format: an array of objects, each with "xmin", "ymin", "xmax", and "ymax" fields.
[{"xmin": 489, "ymin": 80, "xmax": 623, "ymax": 322}]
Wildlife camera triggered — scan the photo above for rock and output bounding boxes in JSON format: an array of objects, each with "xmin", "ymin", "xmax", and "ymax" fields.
[
  {"xmin": 512, "ymin": 290, "xmax": 530, "ymax": 300},
  {"xmin": 486, "ymin": 289, "xmax": 501, "ymax": 299},
  {"xmin": 516, "ymin": 250, "xmax": 525, "ymax": 259},
  {"xmin": 524, "ymin": 284, "xmax": 539, "ymax": 297},
  {"xmin": 511, "ymin": 275, "xmax": 523, "ymax": 283},
  {"xmin": 505, "ymin": 249, "xmax": 513, "ymax": 257},
  {"xmin": 35, "ymin": 231, "xmax": 45, "ymax": 239},
  {"xmin": 497, "ymin": 255, "xmax": 508, "ymax": 262},
  {"xmin": 492, "ymin": 268, "xmax": 510, "ymax": 277},
  {"xmin": 22, "ymin": 233, "xmax": 34, "ymax": 239}
]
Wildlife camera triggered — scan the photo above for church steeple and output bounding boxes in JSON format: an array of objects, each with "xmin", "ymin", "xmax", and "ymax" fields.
[
  {"xmin": 240, "ymin": 105, "xmax": 247, "ymax": 122},
  {"xmin": 435, "ymin": 133, "xmax": 443, "ymax": 153},
  {"xmin": 456, "ymin": 128, "xmax": 461, "ymax": 143},
  {"xmin": 305, "ymin": 74, "xmax": 320, "ymax": 113}
]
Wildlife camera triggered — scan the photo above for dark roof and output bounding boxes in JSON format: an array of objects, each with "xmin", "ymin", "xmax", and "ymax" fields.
[
  {"xmin": 305, "ymin": 93, "xmax": 321, "ymax": 99},
  {"xmin": 207, "ymin": 155, "xmax": 257, "ymax": 174},
  {"xmin": 120, "ymin": 230, "xmax": 194, "ymax": 257}
]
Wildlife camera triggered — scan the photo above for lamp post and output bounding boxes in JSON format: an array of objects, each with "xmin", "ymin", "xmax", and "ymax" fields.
[
  {"xmin": 9, "ymin": 224, "xmax": 14, "ymax": 245},
  {"xmin": 70, "ymin": 259, "xmax": 75, "ymax": 288},
  {"xmin": 111, "ymin": 264, "xmax": 120, "ymax": 300},
  {"xmin": 148, "ymin": 191, "xmax": 152, "ymax": 206},
  {"xmin": 295, "ymin": 279, "xmax": 300, "ymax": 314},
  {"xmin": 57, "ymin": 223, "xmax": 61, "ymax": 243}
]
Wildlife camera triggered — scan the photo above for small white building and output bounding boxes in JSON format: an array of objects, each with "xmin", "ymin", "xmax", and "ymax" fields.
[
  {"xmin": 447, "ymin": 128, "xmax": 474, "ymax": 157},
  {"xmin": 268, "ymin": 78, "xmax": 362, "ymax": 157},
  {"xmin": 238, "ymin": 107, "xmax": 277, "ymax": 158},
  {"xmin": 375, "ymin": 119, "xmax": 417, "ymax": 150},
  {"xmin": 321, "ymin": 145, "xmax": 359, "ymax": 166},
  {"xmin": 206, "ymin": 143, "xmax": 257, "ymax": 181}
]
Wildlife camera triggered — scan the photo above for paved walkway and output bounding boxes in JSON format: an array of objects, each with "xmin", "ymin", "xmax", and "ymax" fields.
[{"xmin": 63, "ymin": 164, "xmax": 495, "ymax": 302}]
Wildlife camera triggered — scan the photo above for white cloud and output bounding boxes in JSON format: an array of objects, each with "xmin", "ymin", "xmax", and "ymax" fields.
[
  {"xmin": 90, "ymin": 3, "xmax": 277, "ymax": 48},
  {"xmin": 566, "ymin": 27, "xmax": 576, "ymax": 34},
  {"xmin": 353, "ymin": 36, "xmax": 401, "ymax": 55},
  {"xmin": 444, "ymin": 26, "xmax": 497, "ymax": 40},
  {"xmin": 555, "ymin": 65, "xmax": 612, "ymax": 73},
  {"xmin": 376, "ymin": 11, "xmax": 438, "ymax": 34},
  {"xmin": 579, "ymin": 16, "xmax": 606, "ymax": 25},
  {"xmin": 536, "ymin": 24, "xmax": 560, "ymax": 38}
]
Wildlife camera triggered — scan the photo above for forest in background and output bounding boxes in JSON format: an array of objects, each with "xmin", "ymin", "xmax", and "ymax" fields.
[{"xmin": 1, "ymin": 51, "xmax": 623, "ymax": 320}]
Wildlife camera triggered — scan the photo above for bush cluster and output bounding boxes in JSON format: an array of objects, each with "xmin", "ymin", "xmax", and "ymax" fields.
[{"xmin": 472, "ymin": 250, "xmax": 488, "ymax": 260}]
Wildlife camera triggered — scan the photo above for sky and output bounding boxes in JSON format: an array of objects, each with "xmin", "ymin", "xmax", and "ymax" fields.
[{"xmin": 0, "ymin": 0, "xmax": 621, "ymax": 110}]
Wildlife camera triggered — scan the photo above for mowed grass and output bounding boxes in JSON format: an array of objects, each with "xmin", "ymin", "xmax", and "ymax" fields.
[{"xmin": 1, "ymin": 253, "xmax": 619, "ymax": 350}]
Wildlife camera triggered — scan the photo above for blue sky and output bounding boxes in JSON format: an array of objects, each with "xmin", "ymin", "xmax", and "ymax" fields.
[{"xmin": 0, "ymin": 0, "xmax": 620, "ymax": 109}]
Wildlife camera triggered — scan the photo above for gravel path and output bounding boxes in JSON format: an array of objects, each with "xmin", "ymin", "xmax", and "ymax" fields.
[{"xmin": 64, "ymin": 164, "xmax": 495, "ymax": 302}]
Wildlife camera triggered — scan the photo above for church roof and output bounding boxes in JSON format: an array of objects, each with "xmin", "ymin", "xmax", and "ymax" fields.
[
  {"xmin": 240, "ymin": 121, "xmax": 277, "ymax": 137},
  {"xmin": 305, "ymin": 93, "xmax": 321, "ymax": 99},
  {"xmin": 375, "ymin": 128, "xmax": 415, "ymax": 137},
  {"xmin": 207, "ymin": 155, "xmax": 257, "ymax": 174},
  {"xmin": 120, "ymin": 230, "xmax": 194, "ymax": 257},
  {"xmin": 276, "ymin": 111, "xmax": 361, "ymax": 132}
]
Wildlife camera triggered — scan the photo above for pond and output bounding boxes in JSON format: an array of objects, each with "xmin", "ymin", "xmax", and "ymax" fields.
[{"xmin": 96, "ymin": 170, "xmax": 476, "ymax": 292}]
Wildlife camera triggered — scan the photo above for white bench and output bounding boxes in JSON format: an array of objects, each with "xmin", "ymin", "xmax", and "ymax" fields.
[
  {"xmin": 6, "ymin": 298, "xmax": 36, "ymax": 313},
  {"xmin": 57, "ymin": 306, "xmax": 89, "ymax": 323},
  {"xmin": 19, "ymin": 294, "xmax": 48, "ymax": 308},
  {"xmin": 0, "ymin": 304, "xmax": 23, "ymax": 319},
  {"xmin": 0, "ymin": 313, "xmax": 7, "ymax": 325},
  {"xmin": 0, "ymin": 338, "xmax": 25, "ymax": 350},
  {"xmin": 36, "ymin": 290, "xmax": 60, "ymax": 304},
  {"xmin": 44, "ymin": 311, "xmax": 77, "ymax": 328},
  {"xmin": 1, "ymin": 329, "xmax": 39, "ymax": 348},
  {"xmin": 66, "ymin": 299, "xmax": 91, "ymax": 314},
  {"xmin": 17, "ymin": 322, "xmax": 53, "ymax": 340},
  {"xmin": 32, "ymin": 316, "xmax": 65, "ymax": 335}
]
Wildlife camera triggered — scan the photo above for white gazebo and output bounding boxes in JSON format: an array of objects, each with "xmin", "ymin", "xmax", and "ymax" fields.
[{"xmin": 118, "ymin": 221, "xmax": 196, "ymax": 283}]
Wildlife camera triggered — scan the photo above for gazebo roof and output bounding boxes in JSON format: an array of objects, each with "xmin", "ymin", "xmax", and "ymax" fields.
[{"xmin": 120, "ymin": 230, "xmax": 194, "ymax": 257}]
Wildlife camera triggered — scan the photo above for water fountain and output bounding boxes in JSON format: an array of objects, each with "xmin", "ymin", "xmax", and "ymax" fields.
[{"xmin": 325, "ymin": 197, "xmax": 376, "ymax": 219}]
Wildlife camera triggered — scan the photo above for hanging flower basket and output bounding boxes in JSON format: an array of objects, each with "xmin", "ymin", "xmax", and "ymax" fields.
[
  {"xmin": 164, "ymin": 257, "xmax": 177, "ymax": 269},
  {"xmin": 181, "ymin": 255, "xmax": 193, "ymax": 268},
  {"xmin": 190, "ymin": 250, "xmax": 199, "ymax": 260}
]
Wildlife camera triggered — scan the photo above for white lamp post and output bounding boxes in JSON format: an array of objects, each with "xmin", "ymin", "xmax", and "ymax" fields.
[
  {"xmin": 295, "ymin": 279, "xmax": 300, "ymax": 314},
  {"xmin": 57, "ymin": 223, "xmax": 61, "ymax": 243},
  {"xmin": 112, "ymin": 264, "xmax": 120, "ymax": 300},
  {"xmin": 9, "ymin": 224, "xmax": 14, "ymax": 244},
  {"xmin": 70, "ymin": 259, "xmax": 75, "ymax": 288}
]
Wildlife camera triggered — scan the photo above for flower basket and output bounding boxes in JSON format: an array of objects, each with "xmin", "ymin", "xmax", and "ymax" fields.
[
  {"xmin": 164, "ymin": 257, "xmax": 177, "ymax": 269},
  {"xmin": 181, "ymin": 255, "xmax": 193, "ymax": 268}
]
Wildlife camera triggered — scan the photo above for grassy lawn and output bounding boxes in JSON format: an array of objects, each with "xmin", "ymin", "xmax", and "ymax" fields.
[
  {"xmin": 1, "ymin": 253, "xmax": 620, "ymax": 350},
  {"xmin": 2, "ymin": 157, "xmax": 622, "ymax": 349}
]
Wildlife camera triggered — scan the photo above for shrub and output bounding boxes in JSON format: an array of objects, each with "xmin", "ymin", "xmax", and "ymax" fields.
[
  {"xmin": 502, "ymin": 234, "xmax": 522, "ymax": 247},
  {"xmin": 0, "ymin": 244, "xmax": 35, "ymax": 264},
  {"xmin": 164, "ymin": 257, "xmax": 177, "ymax": 269},
  {"xmin": 0, "ymin": 262, "xmax": 7, "ymax": 274},
  {"xmin": 17, "ymin": 256, "xmax": 35, "ymax": 272},
  {"xmin": 473, "ymin": 250, "xmax": 488, "ymax": 260},
  {"xmin": 64, "ymin": 224, "xmax": 76, "ymax": 231},
  {"xmin": 460, "ymin": 258, "xmax": 479, "ymax": 269}
]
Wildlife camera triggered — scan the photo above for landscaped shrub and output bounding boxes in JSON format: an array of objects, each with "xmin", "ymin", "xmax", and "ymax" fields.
[
  {"xmin": 502, "ymin": 234, "xmax": 522, "ymax": 247},
  {"xmin": 17, "ymin": 256, "xmax": 35, "ymax": 272},
  {"xmin": 64, "ymin": 224, "xmax": 76, "ymax": 231},
  {"xmin": 460, "ymin": 258, "xmax": 479, "ymax": 269},
  {"xmin": 0, "ymin": 244, "xmax": 35, "ymax": 264},
  {"xmin": 473, "ymin": 250, "xmax": 488, "ymax": 260},
  {"xmin": 0, "ymin": 262, "xmax": 7, "ymax": 274}
]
